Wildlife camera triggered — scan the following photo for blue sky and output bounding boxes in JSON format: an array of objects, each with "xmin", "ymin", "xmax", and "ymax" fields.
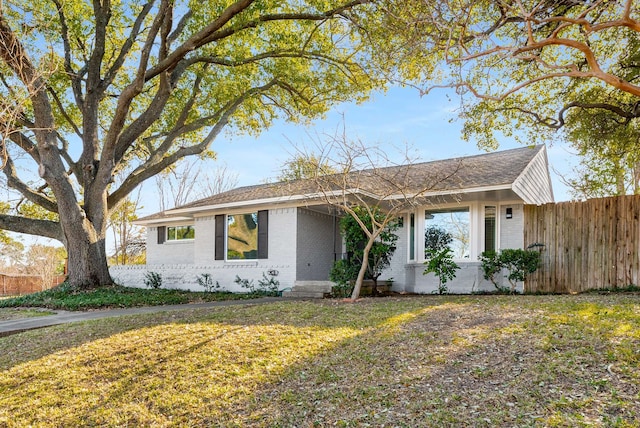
[{"xmin": 191, "ymin": 85, "xmax": 575, "ymax": 214}]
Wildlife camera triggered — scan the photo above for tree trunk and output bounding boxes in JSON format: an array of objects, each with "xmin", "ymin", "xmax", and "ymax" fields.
[
  {"xmin": 350, "ymin": 238, "xmax": 375, "ymax": 300},
  {"xmin": 63, "ymin": 217, "xmax": 112, "ymax": 289},
  {"xmin": 371, "ymin": 274, "xmax": 380, "ymax": 296}
]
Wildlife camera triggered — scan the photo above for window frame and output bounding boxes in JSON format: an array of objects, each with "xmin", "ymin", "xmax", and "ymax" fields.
[
  {"xmin": 409, "ymin": 201, "xmax": 525, "ymax": 263},
  {"xmin": 483, "ymin": 205, "xmax": 497, "ymax": 253},
  {"xmin": 423, "ymin": 205, "xmax": 472, "ymax": 261},
  {"xmin": 215, "ymin": 210, "xmax": 268, "ymax": 261},
  {"xmin": 225, "ymin": 211, "xmax": 259, "ymax": 261},
  {"xmin": 165, "ymin": 224, "xmax": 195, "ymax": 242}
]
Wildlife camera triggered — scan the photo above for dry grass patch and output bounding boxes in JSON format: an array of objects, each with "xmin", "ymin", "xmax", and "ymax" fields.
[
  {"xmin": 0, "ymin": 295, "xmax": 638, "ymax": 427},
  {"xmin": 0, "ymin": 307, "xmax": 55, "ymax": 321}
]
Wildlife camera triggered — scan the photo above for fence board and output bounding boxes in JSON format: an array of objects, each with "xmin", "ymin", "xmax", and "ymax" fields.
[
  {"xmin": 0, "ymin": 274, "xmax": 65, "ymax": 296},
  {"xmin": 524, "ymin": 195, "xmax": 640, "ymax": 293}
]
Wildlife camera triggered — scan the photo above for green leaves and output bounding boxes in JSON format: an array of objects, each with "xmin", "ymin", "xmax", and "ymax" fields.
[
  {"xmin": 480, "ymin": 249, "xmax": 540, "ymax": 293},
  {"xmin": 423, "ymin": 248, "xmax": 459, "ymax": 294}
]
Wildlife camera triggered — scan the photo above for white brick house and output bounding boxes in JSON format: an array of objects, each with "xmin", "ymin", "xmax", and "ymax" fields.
[{"xmin": 111, "ymin": 145, "xmax": 554, "ymax": 294}]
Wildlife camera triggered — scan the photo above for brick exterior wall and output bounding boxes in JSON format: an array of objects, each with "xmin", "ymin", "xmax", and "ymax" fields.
[
  {"xmin": 132, "ymin": 203, "xmax": 526, "ymax": 294},
  {"xmin": 122, "ymin": 207, "xmax": 298, "ymax": 291},
  {"xmin": 499, "ymin": 203, "xmax": 524, "ymax": 250}
]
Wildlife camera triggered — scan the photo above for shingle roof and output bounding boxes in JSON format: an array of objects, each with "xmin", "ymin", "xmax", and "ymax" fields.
[{"xmin": 137, "ymin": 145, "xmax": 545, "ymax": 222}]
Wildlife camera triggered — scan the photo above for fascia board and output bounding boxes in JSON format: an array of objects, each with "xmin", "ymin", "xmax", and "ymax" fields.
[
  {"xmin": 384, "ymin": 183, "xmax": 514, "ymax": 201},
  {"xmin": 164, "ymin": 188, "xmax": 364, "ymax": 216},
  {"xmin": 133, "ymin": 216, "xmax": 193, "ymax": 226}
]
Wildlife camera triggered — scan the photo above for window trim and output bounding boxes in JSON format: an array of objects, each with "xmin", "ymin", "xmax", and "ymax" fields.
[
  {"xmin": 423, "ymin": 205, "xmax": 472, "ymax": 261},
  {"xmin": 226, "ymin": 211, "xmax": 259, "ymax": 261},
  {"xmin": 215, "ymin": 210, "xmax": 268, "ymax": 261},
  {"xmin": 158, "ymin": 223, "xmax": 196, "ymax": 245},
  {"xmin": 483, "ymin": 205, "xmax": 497, "ymax": 253}
]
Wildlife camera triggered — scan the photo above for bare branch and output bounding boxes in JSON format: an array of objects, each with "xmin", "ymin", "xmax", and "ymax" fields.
[
  {"xmin": 0, "ymin": 213, "xmax": 63, "ymax": 242},
  {"xmin": 2, "ymin": 156, "xmax": 58, "ymax": 213}
]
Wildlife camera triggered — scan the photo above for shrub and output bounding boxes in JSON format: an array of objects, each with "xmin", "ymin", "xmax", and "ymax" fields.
[
  {"xmin": 196, "ymin": 273, "xmax": 221, "ymax": 293},
  {"xmin": 480, "ymin": 249, "xmax": 540, "ymax": 293},
  {"xmin": 339, "ymin": 206, "xmax": 399, "ymax": 296},
  {"xmin": 257, "ymin": 271, "xmax": 280, "ymax": 296},
  {"xmin": 423, "ymin": 248, "xmax": 459, "ymax": 294},
  {"xmin": 143, "ymin": 271, "xmax": 163, "ymax": 289},
  {"xmin": 479, "ymin": 251, "xmax": 507, "ymax": 292},
  {"xmin": 235, "ymin": 272, "xmax": 280, "ymax": 297}
]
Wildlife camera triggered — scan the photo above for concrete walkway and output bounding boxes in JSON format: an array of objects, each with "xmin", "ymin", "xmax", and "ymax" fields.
[{"xmin": 0, "ymin": 297, "xmax": 286, "ymax": 337}]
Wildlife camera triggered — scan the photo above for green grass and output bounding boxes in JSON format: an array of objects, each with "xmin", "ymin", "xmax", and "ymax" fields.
[
  {"xmin": 0, "ymin": 294, "xmax": 638, "ymax": 427},
  {"xmin": 0, "ymin": 308, "xmax": 56, "ymax": 320},
  {"xmin": 0, "ymin": 284, "xmax": 263, "ymax": 311}
]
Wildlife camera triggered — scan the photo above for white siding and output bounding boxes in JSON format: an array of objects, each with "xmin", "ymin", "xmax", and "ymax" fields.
[
  {"xmin": 512, "ymin": 147, "xmax": 554, "ymax": 204},
  {"xmin": 499, "ymin": 203, "xmax": 524, "ymax": 249},
  {"xmin": 145, "ymin": 226, "xmax": 195, "ymax": 265},
  {"xmin": 194, "ymin": 216, "xmax": 216, "ymax": 265}
]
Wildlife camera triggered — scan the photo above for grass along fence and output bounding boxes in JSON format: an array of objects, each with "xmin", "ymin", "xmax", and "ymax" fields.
[{"xmin": 524, "ymin": 195, "xmax": 640, "ymax": 293}]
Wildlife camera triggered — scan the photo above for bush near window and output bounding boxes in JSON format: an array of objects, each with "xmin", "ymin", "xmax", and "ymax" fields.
[
  {"xmin": 480, "ymin": 249, "xmax": 540, "ymax": 293},
  {"xmin": 423, "ymin": 248, "xmax": 460, "ymax": 295}
]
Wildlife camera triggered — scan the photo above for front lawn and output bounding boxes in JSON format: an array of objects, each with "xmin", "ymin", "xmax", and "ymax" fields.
[{"xmin": 0, "ymin": 295, "xmax": 638, "ymax": 427}]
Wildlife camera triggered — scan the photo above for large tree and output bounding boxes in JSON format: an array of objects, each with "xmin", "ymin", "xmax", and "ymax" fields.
[
  {"xmin": 0, "ymin": 0, "xmax": 384, "ymax": 288},
  {"xmin": 380, "ymin": 0, "xmax": 640, "ymax": 149},
  {"xmin": 561, "ymin": 93, "xmax": 640, "ymax": 198}
]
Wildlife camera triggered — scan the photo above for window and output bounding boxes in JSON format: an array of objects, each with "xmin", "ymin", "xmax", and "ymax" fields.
[
  {"xmin": 227, "ymin": 212, "xmax": 259, "ymax": 260},
  {"xmin": 166, "ymin": 225, "xmax": 194, "ymax": 241},
  {"xmin": 425, "ymin": 207, "xmax": 470, "ymax": 259},
  {"xmin": 215, "ymin": 210, "xmax": 268, "ymax": 261},
  {"xmin": 409, "ymin": 213, "xmax": 415, "ymax": 261},
  {"xmin": 484, "ymin": 206, "xmax": 496, "ymax": 252}
]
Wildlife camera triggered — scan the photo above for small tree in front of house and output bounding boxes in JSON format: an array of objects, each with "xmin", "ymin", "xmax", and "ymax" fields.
[
  {"xmin": 337, "ymin": 206, "xmax": 399, "ymax": 296},
  {"xmin": 293, "ymin": 129, "xmax": 462, "ymax": 300},
  {"xmin": 424, "ymin": 226, "xmax": 453, "ymax": 258}
]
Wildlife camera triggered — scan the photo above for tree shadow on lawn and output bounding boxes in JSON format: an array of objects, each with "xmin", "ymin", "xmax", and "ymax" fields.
[
  {"xmin": 0, "ymin": 295, "xmax": 638, "ymax": 426},
  {"xmin": 0, "ymin": 296, "xmax": 443, "ymax": 370},
  {"xmin": 215, "ymin": 295, "xmax": 637, "ymax": 427},
  {"xmin": 240, "ymin": 295, "xmax": 640, "ymax": 427}
]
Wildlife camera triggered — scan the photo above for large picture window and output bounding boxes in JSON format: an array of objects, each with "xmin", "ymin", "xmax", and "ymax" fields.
[
  {"xmin": 425, "ymin": 208, "xmax": 470, "ymax": 259},
  {"xmin": 167, "ymin": 225, "xmax": 194, "ymax": 241},
  {"xmin": 227, "ymin": 212, "xmax": 258, "ymax": 260},
  {"xmin": 214, "ymin": 210, "xmax": 268, "ymax": 261}
]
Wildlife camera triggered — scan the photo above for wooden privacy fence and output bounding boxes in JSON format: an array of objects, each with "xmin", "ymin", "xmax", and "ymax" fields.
[
  {"xmin": 0, "ymin": 273, "xmax": 66, "ymax": 296},
  {"xmin": 524, "ymin": 195, "xmax": 640, "ymax": 294}
]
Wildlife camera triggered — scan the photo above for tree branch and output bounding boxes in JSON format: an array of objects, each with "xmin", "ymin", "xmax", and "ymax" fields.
[
  {"xmin": 107, "ymin": 79, "xmax": 278, "ymax": 208},
  {"xmin": 2, "ymin": 156, "xmax": 58, "ymax": 213},
  {"xmin": 0, "ymin": 214, "xmax": 63, "ymax": 242},
  {"xmin": 51, "ymin": 0, "xmax": 84, "ymax": 110}
]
